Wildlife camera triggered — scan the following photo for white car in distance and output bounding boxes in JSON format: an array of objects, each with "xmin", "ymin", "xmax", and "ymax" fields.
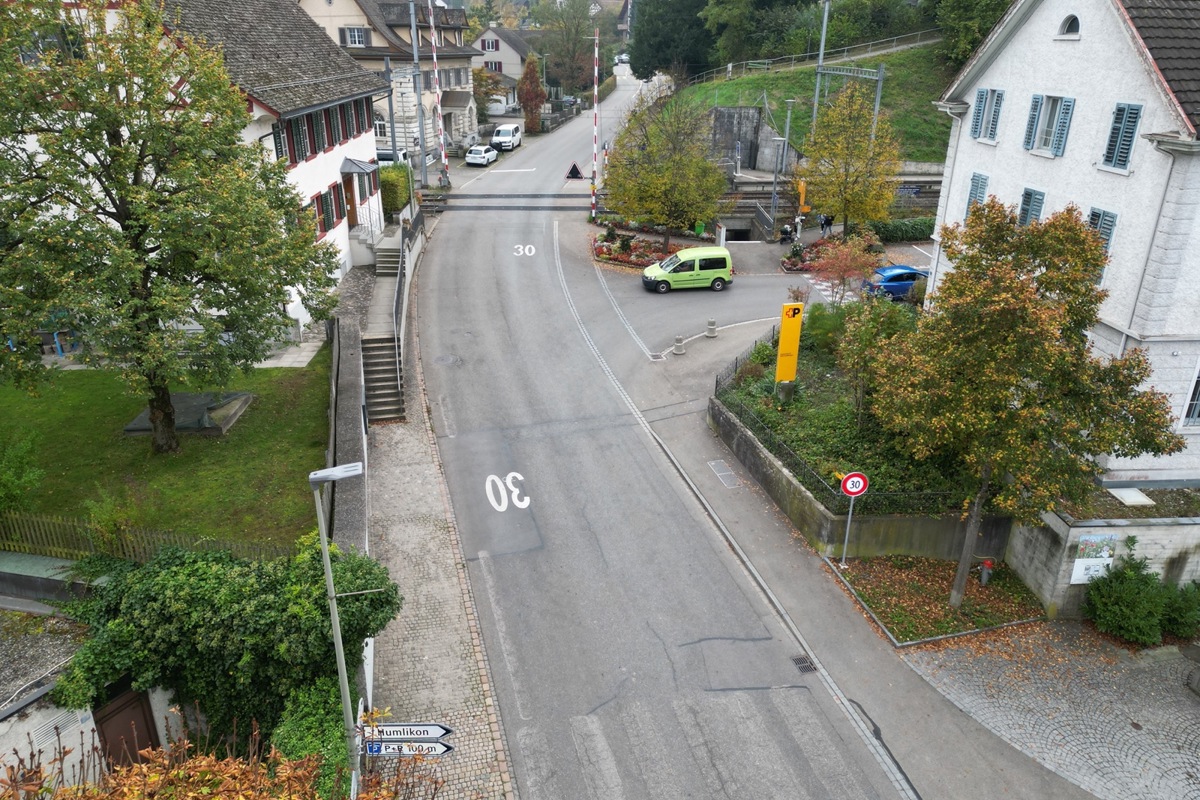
[{"xmin": 465, "ymin": 145, "xmax": 498, "ymax": 166}]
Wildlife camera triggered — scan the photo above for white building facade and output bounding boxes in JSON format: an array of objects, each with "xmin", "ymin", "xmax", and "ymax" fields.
[{"xmin": 931, "ymin": 0, "xmax": 1200, "ymax": 485}]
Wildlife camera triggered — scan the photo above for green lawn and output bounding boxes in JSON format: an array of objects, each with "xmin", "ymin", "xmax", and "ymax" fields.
[
  {"xmin": 675, "ymin": 44, "xmax": 958, "ymax": 163},
  {"xmin": 0, "ymin": 346, "xmax": 331, "ymax": 546}
]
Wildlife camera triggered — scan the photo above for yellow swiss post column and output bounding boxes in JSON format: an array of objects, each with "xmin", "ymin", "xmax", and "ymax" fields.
[{"xmin": 774, "ymin": 303, "xmax": 805, "ymax": 384}]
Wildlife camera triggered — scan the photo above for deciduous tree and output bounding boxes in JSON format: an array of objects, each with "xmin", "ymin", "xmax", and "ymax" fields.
[
  {"xmin": 628, "ymin": 0, "xmax": 714, "ymax": 78},
  {"xmin": 473, "ymin": 67, "xmax": 504, "ymax": 123},
  {"xmin": 532, "ymin": 0, "xmax": 595, "ymax": 93},
  {"xmin": 794, "ymin": 82, "xmax": 901, "ymax": 232},
  {"xmin": 605, "ymin": 97, "xmax": 729, "ymax": 250},
  {"xmin": 517, "ymin": 54, "xmax": 548, "ymax": 134},
  {"xmin": 871, "ymin": 199, "xmax": 1184, "ymax": 607},
  {"xmin": 0, "ymin": 0, "xmax": 339, "ymax": 454}
]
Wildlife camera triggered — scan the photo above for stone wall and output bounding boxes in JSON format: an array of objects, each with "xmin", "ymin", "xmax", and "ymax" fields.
[{"xmin": 1009, "ymin": 513, "xmax": 1200, "ymax": 618}]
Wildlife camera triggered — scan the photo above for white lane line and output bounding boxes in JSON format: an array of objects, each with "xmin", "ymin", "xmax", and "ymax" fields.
[
  {"xmin": 570, "ymin": 715, "xmax": 625, "ymax": 800},
  {"xmin": 478, "ymin": 550, "xmax": 531, "ymax": 722},
  {"xmin": 551, "ymin": 221, "xmax": 918, "ymax": 799},
  {"xmin": 590, "ymin": 262, "xmax": 656, "ymax": 360}
]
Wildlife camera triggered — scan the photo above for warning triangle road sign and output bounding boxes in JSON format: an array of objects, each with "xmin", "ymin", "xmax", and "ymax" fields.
[{"xmin": 566, "ymin": 162, "xmax": 584, "ymax": 180}]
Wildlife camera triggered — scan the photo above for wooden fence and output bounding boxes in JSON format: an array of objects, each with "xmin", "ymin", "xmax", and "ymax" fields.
[{"xmin": 0, "ymin": 511, "xmax": 295, "ymax": 563}]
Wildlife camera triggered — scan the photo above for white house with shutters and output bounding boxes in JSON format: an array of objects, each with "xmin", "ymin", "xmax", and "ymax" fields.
[
  {"xmin": 930, "ymin": 0, "xmax": 1200, "ymax": 485},
  {"xmin": 166, "ymin": 0, "xmax": 389, "ymax": 331},
  {"xmin": 471, "ymin": 25, "xmax": 535, "ymax": 111}
]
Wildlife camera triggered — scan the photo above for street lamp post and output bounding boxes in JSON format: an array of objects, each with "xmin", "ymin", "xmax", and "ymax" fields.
[{"xmin": 309, "ymin": 462, "xmax": 365, "ymax": 794}]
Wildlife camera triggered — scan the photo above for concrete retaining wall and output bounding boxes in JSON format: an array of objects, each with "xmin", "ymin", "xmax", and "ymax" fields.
[{"xmin": 1010, "ymin": 513, "xmax": 1200, "ymax": 618}]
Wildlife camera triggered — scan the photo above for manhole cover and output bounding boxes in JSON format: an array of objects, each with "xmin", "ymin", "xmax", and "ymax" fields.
[{"xmin": 433, "ymin": 354, "xmax": 462, "ymax": 366}]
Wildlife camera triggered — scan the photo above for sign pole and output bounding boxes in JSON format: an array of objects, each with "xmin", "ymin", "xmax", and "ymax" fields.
[
  {"xmin": 840, "ymin": 494, "xmax": 855, "ymax": 568},
  {"xmin": 837, "ymin": 471, "xmax": 868, "ymax": 568}
]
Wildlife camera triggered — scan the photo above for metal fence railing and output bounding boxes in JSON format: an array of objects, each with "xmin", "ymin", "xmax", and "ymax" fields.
[
  {"xmin": 0, "ymin": 511, "xmax": 296, "ymax": 564},
  {"xmin": 714, "ymin": 331, "xmax": 960, "ymax": 517},
  {"xmin": 688, "ymin": 29, "xmax": 943, "ymax": 87}
]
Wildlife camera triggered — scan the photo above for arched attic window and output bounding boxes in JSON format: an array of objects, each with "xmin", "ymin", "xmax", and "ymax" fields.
[{"xmin": 1059, "ymin": 15, "xmax": 1080, "ymax": 36}]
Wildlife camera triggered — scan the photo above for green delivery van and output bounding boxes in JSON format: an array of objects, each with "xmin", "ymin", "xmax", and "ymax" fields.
[{"xmin": 641, "ymin": 246, "xmax": 734, "ymax": 293}]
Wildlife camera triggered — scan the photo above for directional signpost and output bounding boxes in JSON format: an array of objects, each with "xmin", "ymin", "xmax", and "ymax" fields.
[
  {"xmin": 839, "ymin": 472, "xmax": 868, "ymax": 568},
  {"xmin": 361, "ymin": 723, "xmax": 454, "ymax": 758},
  {"xmin": 363, "ymin": 724, "xmax": 453, "ymax": 741},
  {"xmin": 363, "ymin": 741, "xmax": 454, "ymax": 757}
]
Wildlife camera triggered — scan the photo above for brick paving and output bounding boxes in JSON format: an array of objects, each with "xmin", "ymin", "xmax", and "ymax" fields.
[{"xmin": 903, "ymin": 621, "xmax": 1200, "ymax": 800}]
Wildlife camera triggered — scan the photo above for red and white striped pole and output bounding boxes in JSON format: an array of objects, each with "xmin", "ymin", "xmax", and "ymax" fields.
[
  {"xmin": 426, "ymin": 0, "xmax": 449, "ymax": 187},
  {"xmin": 591, "ymin": 28, "xmax": 599, "ymax": 221}
]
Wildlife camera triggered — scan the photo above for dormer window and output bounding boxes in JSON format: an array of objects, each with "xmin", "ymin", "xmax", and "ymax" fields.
[
  {"xmin": 1058, "ymin": 15, "xmax": 1080, "ymax": 37},
  {"xmin": 339, "ymin": 27, "xmax": 372, "ymax": 48}
]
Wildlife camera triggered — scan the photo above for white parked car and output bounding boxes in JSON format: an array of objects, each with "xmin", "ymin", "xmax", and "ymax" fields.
[
  {"xmin": 489, "ymin": 124, "xmax": 522, "ymax": 151},
  {"xmin": 465, "ymin": 145, "xmax": 498, "ymax": 166}
]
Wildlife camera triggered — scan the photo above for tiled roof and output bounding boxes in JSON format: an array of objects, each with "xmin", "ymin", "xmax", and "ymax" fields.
[
  {"xmin": 479, "ymin": 27, "xmax": 533, "ymax": 58},
  {"xmin": 164, "ymin": 0, "xmax": 388, "ymax": 117},
  {"xmin": 361, "ymin": 0, "xmax": 480, "ymax": 59},
  {"xmin": 1121, "ymin": 0, "xmax": 1200, "ymax": 132}
]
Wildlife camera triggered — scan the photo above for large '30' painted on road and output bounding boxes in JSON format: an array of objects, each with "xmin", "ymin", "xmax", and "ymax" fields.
[{"xmin": 486, "ymin": 472, "xmax": 530, "ymax": 512}]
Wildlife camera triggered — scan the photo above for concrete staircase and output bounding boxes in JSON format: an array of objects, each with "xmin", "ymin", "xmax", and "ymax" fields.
[
  {"xmin": 375, "ymin": 246, "xmax": 403, "ymax": 277},
  {"xmin": 362, "ymin": 335, "xmax": 404, "ymax": 422}
]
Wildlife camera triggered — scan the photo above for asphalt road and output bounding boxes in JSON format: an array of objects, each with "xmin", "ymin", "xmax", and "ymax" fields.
[{"xmin": 416, "ymin": 74, "xmax": 908, "ymax": 799}]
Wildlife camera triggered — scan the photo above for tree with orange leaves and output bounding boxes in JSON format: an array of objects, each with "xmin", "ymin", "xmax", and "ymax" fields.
[{"xmin": 871, "ymin": 198, "xmax": 1184, "ymax": 607}]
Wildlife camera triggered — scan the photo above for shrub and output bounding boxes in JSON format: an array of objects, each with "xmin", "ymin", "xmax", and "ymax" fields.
[
  {"xmin": 378, "ymin": 164, "xmax": 412, "ymax": 215},
  {"xmin": 0, "ymin": 429, "xmax": 44, "ymax": 513},
  {"xmin": 1162, "ymin": 581, "xmax": 1200, "ymax": 639},
  {"xmin": 271, "ymin": 678, "xmax": 348, "ymax": 800},
  {"xmin": 867, "ymin": 217, "xmax": 936, "ymax": 243},
  {"xmin": 749, "ymin": 341, "xmax": 776, "ymax": 366},
  {"xmin": 734, "ymin": 361, "xmax": 766, "ymax": 386},
  {"xmin": 1083, "ymin": 538, "xmax": 1168, "ymax": 646},
  {"xmin": 801, "ymin": 303, "xmax": 850, "ymax": 362}
]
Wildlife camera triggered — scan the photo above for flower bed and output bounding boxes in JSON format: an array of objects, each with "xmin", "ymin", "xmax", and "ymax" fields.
[{"xmin": 592, "ymin": 233, "xmax": 684, "ymax": 268}]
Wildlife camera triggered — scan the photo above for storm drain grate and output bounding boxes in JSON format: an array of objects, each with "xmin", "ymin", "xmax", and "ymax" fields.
[{"xmin": 792, "ymin": 655, "xmax": 818, "ymax": 674}]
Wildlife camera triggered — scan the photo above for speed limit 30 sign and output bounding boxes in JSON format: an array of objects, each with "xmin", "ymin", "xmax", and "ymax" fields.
[{"xmin": 840, "ymin": 472, "xmax": 868, "ymax": 497}]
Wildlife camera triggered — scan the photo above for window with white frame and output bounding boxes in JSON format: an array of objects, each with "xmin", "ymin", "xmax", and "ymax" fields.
[
  {"xmin": 1023, "ymin": 94, "xmax": 1075, "ymax": 156},
  {"xmin": 374, "ymin": 111, "xmax": 388, "ymax": 139},
  {"xmin": 482, "ymin": 38, "xmax": 499, "ymax": 51},
  {"xmin": 966, "ymin": 172, "xmax": 988, "ymax": 220},
  {"xmin": 1102, "ymin": 103, "xmax": 1142, "ymax": 170},
  {"xmin": 342, "ymin": 27, "xmax": 369, "ymax": 47},
  {"xmin": 1185, "ymin": 374, "xmax": 1200, "ymax": 425},
  {"xmin": 1018, "ymin": 188, "xmax": 1045, "ymax": 225},
  {"xmin": 484, "ymin": 60, "xmax": 501, "ymax": 72},
  {"xmin": 1088, "ymin": 208, "xmax": 1117, "ymax": 251},
  {"xmin": 969, "ymin": 89, "xmax": 1005, "ymax": 140}
]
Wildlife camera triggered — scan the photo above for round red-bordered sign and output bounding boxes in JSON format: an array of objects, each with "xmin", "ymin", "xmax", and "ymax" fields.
[{"xmin": 840, "ymin": 472, "xmax": 868, "ymax": 497}]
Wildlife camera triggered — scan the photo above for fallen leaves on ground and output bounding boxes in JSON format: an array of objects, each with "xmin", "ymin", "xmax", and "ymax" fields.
[{"xmin": 838, "ymin": 555, "xmax": 1045, "ymax": 643}]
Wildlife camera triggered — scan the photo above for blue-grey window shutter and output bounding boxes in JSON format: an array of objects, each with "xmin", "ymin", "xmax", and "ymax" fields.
[
  {"xmin": 1019, "ymin": 189, "xmax": 1045, "ymax": 225},
  {"xmin": 986, "ymin": 91, "xmax": 1004, "ymax": 139},
  {"xmin": 970, "ymin": 88, "xmax": 987, "ymax": 138},
  {"xmin": 1088, "ymin": 208, "xmax": 1117, "ymax": 250},
  {"xmin": 1023, "ymin": 95, "xmax": 1043, "ymax": 150},
  {"xmin": 966, "ymin": 172, "xmax": 988, "ymax": 219},
  {"xmin": 1103, "ymin": 104, "xmax": 1141, "ymax": 168},
  {"xmin": 1051, "ymin": 97, "xmax": 1075, "ymax": 156}
]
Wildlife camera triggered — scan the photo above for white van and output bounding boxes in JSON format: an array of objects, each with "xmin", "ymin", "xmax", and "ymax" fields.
[{"xmin": 490, "ymin": 124, "xmax": 522, "ymax": 151}]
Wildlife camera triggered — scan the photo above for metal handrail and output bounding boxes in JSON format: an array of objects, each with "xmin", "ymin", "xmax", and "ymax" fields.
[{"xmin": 688, "ymin": 29, "xmax": 942, "ymax": 87}]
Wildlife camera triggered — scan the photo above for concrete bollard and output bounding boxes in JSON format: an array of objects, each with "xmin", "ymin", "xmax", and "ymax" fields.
[
  {"xmin": 706, "ymin": 319, "xmax": 718, "ymax": 338},
  {"xmin": 673, "ymin": 335, "xmax": 685, "ymax": 355}
]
